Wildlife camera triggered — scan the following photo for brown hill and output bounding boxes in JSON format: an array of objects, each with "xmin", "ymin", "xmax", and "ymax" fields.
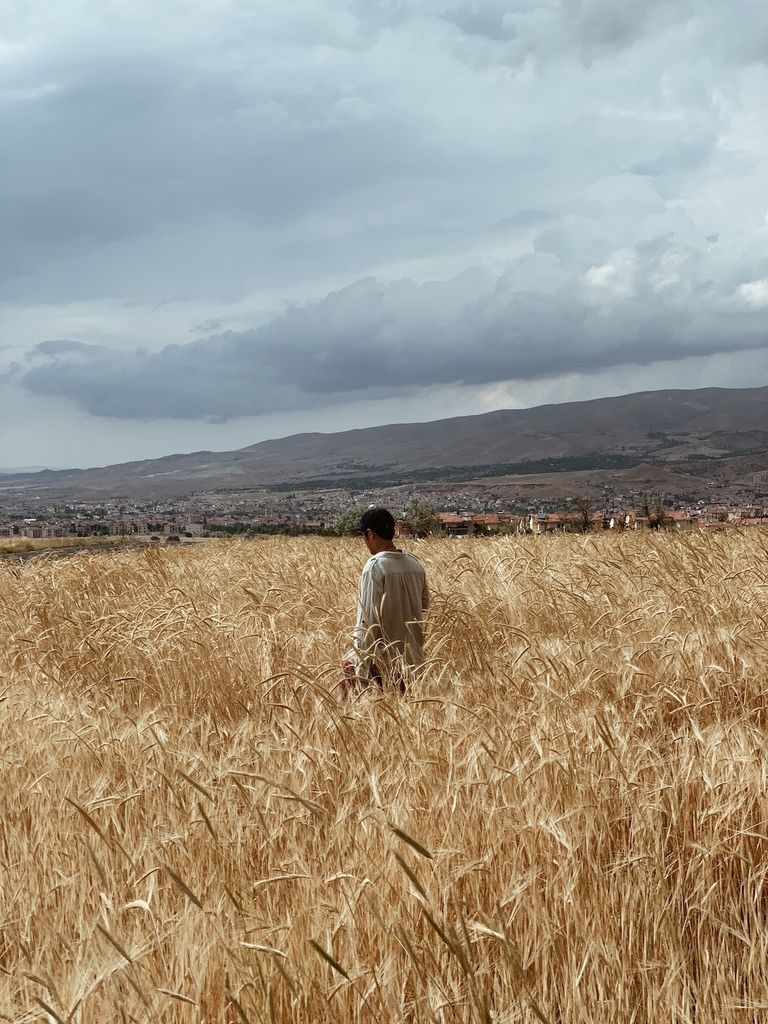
[{"xmin": 2, "ymin": 385, "xmax": 767, "ymax": 500}]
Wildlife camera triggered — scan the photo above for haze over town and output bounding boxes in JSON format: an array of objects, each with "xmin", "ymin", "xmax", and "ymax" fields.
[{"xmin": 1, "ymin": 0, "xmax": 767, "ymax": 472}]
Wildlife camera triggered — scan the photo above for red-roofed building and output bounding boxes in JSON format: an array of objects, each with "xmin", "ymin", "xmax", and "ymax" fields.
[{"xmin": 437, "ymin": 512, "xmax": 476, "ymax": 536}]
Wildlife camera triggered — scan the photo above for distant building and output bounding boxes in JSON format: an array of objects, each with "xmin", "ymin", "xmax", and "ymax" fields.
[{"xmin": 437, "ymin": 513, "xmax": 475, "ymax": 536}]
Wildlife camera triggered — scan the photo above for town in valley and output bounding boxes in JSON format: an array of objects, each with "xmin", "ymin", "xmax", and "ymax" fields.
[{"xmin": 3, "ymin": 476, "xmax": 768, "ymax": 545}]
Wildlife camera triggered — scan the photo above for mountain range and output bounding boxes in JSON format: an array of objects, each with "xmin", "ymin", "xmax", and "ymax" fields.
[{"xmin": 3, "ymin": 385, "xmax": 768, "ymax": 501}]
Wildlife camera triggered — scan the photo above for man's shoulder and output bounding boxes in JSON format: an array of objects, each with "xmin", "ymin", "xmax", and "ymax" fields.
[
  {"xmin": 372, "ymin": 550, "xmax": 425, "ymax": 574},
  {"xmin": 400, "ymin": 551, "xmax": 426, "ymax": 573}
]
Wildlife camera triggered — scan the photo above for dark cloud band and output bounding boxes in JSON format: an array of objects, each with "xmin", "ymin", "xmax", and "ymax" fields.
[{"xmin": 21, "ymin": 238, "xmax": 768, "ymax": 420}]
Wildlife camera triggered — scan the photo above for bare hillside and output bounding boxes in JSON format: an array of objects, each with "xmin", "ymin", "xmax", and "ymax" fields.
[{"xmin": 2, "ymin": 385, "xmax": 767, "ymax": 499}]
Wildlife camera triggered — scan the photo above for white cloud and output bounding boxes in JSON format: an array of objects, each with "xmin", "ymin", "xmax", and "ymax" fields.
[
  {"xmin": 583, "ymin": 249, "xmax": 637, "ymax": 300},
  {"xmin": 738, "ymin": 278, "xmax": 768, "ymax": 309}
]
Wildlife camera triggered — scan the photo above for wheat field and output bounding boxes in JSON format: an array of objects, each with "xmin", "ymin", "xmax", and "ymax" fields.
[{"xmin": 1, "ymin": 532, "xmax": 768, "ymax": 1023}]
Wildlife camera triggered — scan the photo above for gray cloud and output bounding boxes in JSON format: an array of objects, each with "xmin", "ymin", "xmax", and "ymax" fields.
[
  {"xmin": 1, "ymin": 47, "xmax": 438, "ymax": 300},
  {"xmin": 2, "ymin": 0, "xmax": 764, "ymax": 305},
  {"xmin": 21, "ymin": 233, "xmax": 768, "ymax": 419},
  {"xmin": 31, "ymin": 340, "xmax": 98, "ymax": 356},
  {"xmin": 3, "ymin": 0, "xmax": 768, "ymax": 458},
  {"xmin": 398, "ymin": 0, "xmax": 767, "ymax": 68}
]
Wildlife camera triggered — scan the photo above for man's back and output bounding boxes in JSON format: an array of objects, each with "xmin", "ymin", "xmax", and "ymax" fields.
[{"xmin": 355, "ymin": 549, "xmax": 429, "ymax": 672}]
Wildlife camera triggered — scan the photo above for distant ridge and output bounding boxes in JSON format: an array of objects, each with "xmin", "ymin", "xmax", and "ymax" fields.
[{"xmin": 2, "ymin": 385, "xmax": 768, "ymax": 500}]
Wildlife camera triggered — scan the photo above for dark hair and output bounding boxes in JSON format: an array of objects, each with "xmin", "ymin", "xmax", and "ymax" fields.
[{"xmin": 359, "ymin": 507, "xmax": 395, "ymax": 540}]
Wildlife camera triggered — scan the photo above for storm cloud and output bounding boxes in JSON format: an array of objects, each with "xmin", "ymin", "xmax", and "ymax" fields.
[
  {"xmin": 2, "ymin": 0, "xmax": 768, "ymax": 462},
  {"xmin": 23, "ymin": 235, "xmax": 768, "ymax": 419}
]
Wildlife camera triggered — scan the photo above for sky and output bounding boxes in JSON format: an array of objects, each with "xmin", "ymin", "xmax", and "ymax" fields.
[{"xmin": 1, "ymin": 0, "xmax": 767, "ymax": 470}]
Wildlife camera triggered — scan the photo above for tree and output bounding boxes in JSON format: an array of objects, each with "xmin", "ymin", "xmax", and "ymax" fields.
[
  {"xmin": 649, "ymin": 495, "xmax": 667, "ymax": 530},
  {"xmin": 636, "ymin": 491, "xmax": 651, "ymax": 521},
  {"xmin": 333, "ymin": 507, "xmax": 367, "ymax": 536},
  {"xmin": 572, "ymin": 496, "xmax": 592, "ymax": 533},
  {"xmin": 636, "ymin": 491, "xmax": 666, "ymax": 530},
  {"xmin": 401, "ymin": 499, "xmax": 440, "ymax": 538}
]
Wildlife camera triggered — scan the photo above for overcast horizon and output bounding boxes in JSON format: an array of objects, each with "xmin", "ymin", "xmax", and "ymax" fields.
[{"xmin": 2, "ymin": 1, "xmax": 767, "ymax": 470}]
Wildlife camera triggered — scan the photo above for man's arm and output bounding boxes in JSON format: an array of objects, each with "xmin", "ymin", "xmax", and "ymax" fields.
[{"xmin": 353, "ymin": 560, "xmax": 385, "ymax": 656}]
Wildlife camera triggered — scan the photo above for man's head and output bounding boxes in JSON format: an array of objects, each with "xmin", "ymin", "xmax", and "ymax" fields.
[{"xmin": 358, "ymin": 507, "xmax": 396, "ymax": 554}]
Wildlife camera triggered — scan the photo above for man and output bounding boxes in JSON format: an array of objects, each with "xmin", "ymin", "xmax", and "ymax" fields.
[{"xmin": 341, "ymin": 507, "xmax": 429, "ymax": 695}]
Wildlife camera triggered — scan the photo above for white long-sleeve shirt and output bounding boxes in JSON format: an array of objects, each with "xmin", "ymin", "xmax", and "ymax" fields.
[{"xmin": 352, "ymin": 550, "xmax": 429, "ymax": 673}]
